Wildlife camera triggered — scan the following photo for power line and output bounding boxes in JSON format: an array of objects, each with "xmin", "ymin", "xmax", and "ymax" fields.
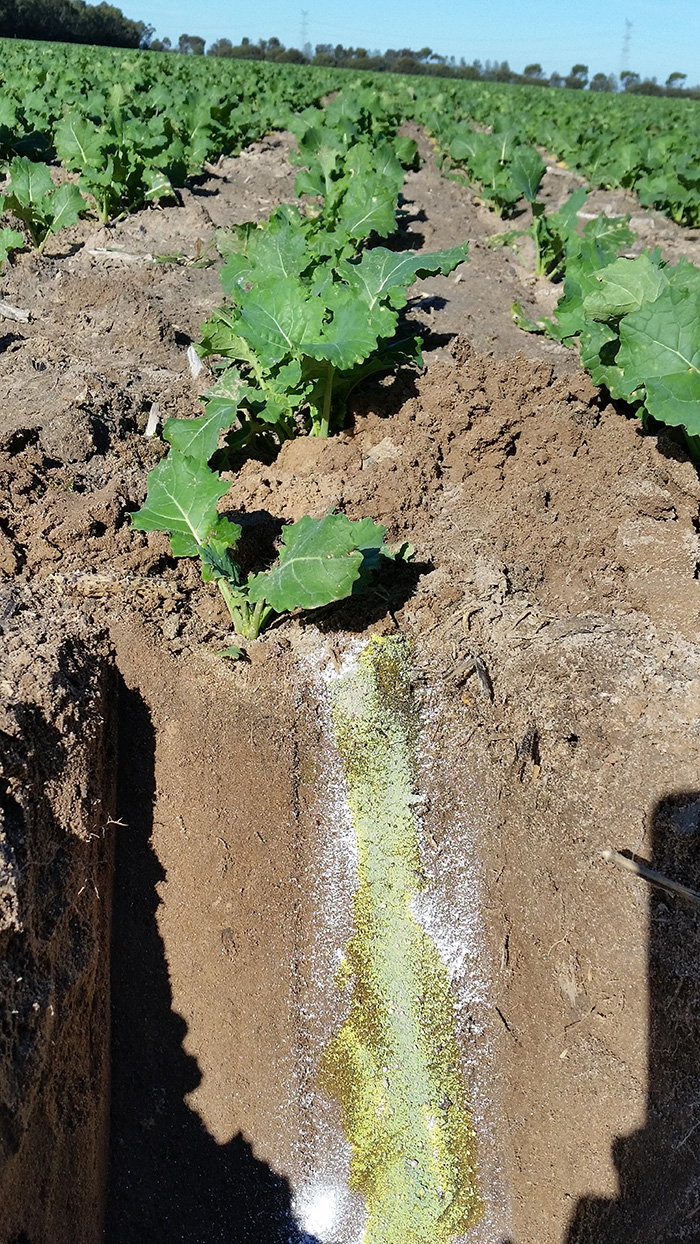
[{"xmin": 620, "ymin": 17, "xmax": 632, "ymax": 76}]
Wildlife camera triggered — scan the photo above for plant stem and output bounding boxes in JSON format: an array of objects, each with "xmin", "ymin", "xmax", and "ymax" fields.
[
  {"xmin": 319, "ymin": 361, "xmax": 335, "ymax": 438},
  {"xmin": 217, "ymin": 579, "xmax": 246, "ymax": 633},
  {"xmin": 216, "ymin": 579, "xmax": 275, "ymax": 640},
  {"xmin": 250, "ymin": 598, "xmax": 274, "ymax": 637},
  {"xmin": 531, "ymin": 201, "xmax": 546, "ymax": 277}
]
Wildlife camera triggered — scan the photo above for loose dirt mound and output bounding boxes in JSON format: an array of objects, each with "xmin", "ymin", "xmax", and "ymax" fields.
[{"xmin": 2, "ymin": 131, "xmax": 700, "ymax": 1244}]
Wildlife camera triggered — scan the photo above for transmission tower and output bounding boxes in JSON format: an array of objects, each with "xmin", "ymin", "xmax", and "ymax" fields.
[
  {"xmin": 620, "ymin": 18, "xmax": 632, "ymax": 77},
  {"xmin": 300, "ymin": 8, "xmax": 310, "ymax": 53}
]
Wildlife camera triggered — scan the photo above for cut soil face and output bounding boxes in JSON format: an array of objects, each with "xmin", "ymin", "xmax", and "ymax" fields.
[
  {"xmin": 107, "ymin": 622, "xmax": 320, "ymax": 1244},
  {"xmin": 1, "ymin": 130, "xmax": 700, "ymax": 1244},
  {"xmin": 0, "ymin": 602, "xmax": 115, "ymax": 1244}
]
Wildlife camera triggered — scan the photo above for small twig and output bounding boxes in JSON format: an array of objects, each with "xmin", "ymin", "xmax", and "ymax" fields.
[
  {"xmin": 0, "ymin": 299, "xmax": 30, "ymax": 322},
  {"xmin": 145, "ymin": 402, "xmax": 160, "ymax": 437},
  {"xmin": 676, "ymin": 1116, "xmax": 700, "ymax": 1151},
  {"xmin": 602, "ymin": 848, "xmax": 700, "ymax": 908},
  {"xmin": 494, "ymin": 1005, "xmax": 512, "ymax": 1032},
  {"xmin": 470, "ymin": 650, "xmax": 494, "ymax": 701},
  {"xmin": 87, "ymin": 247, "xmax": 153, "ymax": 262},
  {"xmin": 187, "ymin": 344, "xmax": 203, "ymax": 379},
  {"xmin": 462, "ymin": 603, "xmax": 483, "ymax": 629},
  {"xmin": 509, "ymin": 607, "xmax": 533, "ymax": 632}
]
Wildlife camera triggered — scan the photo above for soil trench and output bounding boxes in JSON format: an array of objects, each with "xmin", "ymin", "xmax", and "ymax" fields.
[{"xmin": 105, "ymin": 617, "xmax": 514, "ymax": 1244}]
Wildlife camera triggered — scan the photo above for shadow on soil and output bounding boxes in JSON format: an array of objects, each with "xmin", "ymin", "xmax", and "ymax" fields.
[
  {"xmin": 106, "ymin": 678, "xmax": 319, "ymax": 1244},
  {"xmin": 565, "ymin": 791, "xmax": 700, "ymax": 1244},
  {"xmin": 502, "ymin": 791, "xmax": 700, "ymax": 1244}
]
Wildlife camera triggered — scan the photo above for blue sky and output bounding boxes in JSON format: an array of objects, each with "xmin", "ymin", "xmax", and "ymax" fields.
[{"xmin": 122, "ymin": 0, "xmax": 700, "ymax": 86}]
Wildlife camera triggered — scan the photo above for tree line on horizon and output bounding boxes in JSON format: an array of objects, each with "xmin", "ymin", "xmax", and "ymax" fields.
[
  {"xmin": 195, "ymin": 40, "xmax": 694, "ymax": 96},
  {"xmin": 0, "ymin": 0, "xmax": 152, "ymax": 46},
  {"xmin": 0, "ymin": 0, "xmax": 695, "ymax": 97}
]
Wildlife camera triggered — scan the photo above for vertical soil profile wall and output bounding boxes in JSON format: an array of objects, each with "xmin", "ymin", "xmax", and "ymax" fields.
[
  {"xmin": 0, "ymin": 596, "xmax": 116, "ymax": 1244},
  {"xmin": 107, "ymin": 617, "xmax": 325, "ymax": 1244},
  {"xmin": 105, "ymin": 617, "xmax": 511, "ymax": 1244}
]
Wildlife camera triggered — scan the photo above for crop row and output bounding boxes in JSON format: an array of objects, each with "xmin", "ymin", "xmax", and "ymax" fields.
[
  {"xmin": 2, "ymin": 38, "xmax": 700, "ymax": 227},
  {"xmin": 132, "ymin": 88, "xmax": 467, "ymax": 641},
  {"xmin": 413, "ymin": 78, "xmax": 700, "ymax": 227},
  {"xmin": 2, "ymin": 41, "xmax": 699, "ymax": 488},
  {"xmin": 507, "ymin": 191, "xmax": 700, "ymax": 454},
  {"xmin": 0, "ymin": 37, "xmax": 341, "ymax": 215}
]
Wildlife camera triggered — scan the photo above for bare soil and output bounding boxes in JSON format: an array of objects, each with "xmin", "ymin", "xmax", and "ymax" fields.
[{"xmin": 1, "ymin": 130, "xmax": 700, "ymax": 1244}]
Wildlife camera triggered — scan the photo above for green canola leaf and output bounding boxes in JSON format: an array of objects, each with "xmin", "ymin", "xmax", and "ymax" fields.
[
  {"xmin": 0, "ymin": 226, "xmax": 25, "ymax": 267},
  {"xmin": 6, "ymin": 156, "xmax": 53, "ymax": 208},
  {"xmin": 582, "ymin": 212, "xmax": 635, "ymax": 257},
  {"xmin": 295, "ymin": 166, "xmax": 324, "ymax": 198},
  {"xmin": 549, "ymin": 245, "xmax": 619, "ymax": 342},
  {"xmin": 616, "ymin": 285, "xmax": 700, "ymax": 402},
  {"xmin": 80, "ymin": 158, "xmax": 116, "ymax": 191},
  {"xmin": 667, "ymin": 256, "xmax": 700, "ymax": 294},
  {"xmin": 548, "ymin": 187, "xmax": 588, "ymax": 245},
  {"xmin": 527, "ymin": 189, "xmax": 587, "ymax": 278},
  {"xmin": 169, "ymin": 531, "xmax": 200, "ymax": 558},
  {"xmin": 372, "ymin": 140, "xmax": 407, "ymax": 187},
  {"xmin": 219, "ymin": 643, "xmax": 245, "ymax": 661},
  {"xmin": 199, "ymin": 516, "xmax": 243, "ymax": 582},
  {"xmin": 305, "ymin": 288, "xmax": 391, "ymax": 370},
  {"xmin": 163, "ymin": 400, "xmax": 245, "ymax": 461},
  {"xmin": 449, "ymin": 130, "xmax": 480, "ymax": 165},
  {"xmin": 337, "ymin": 171, "xmax": 398, "ymax": 242},
  {"xmin": 54, "ymin": 113, "xmax": 105, "ymax": 169},
  {"xmin": 316, "ymin": 143, "xmax": 341, "ymax": 183},
  {"xmin": 237, "ymin": 277, "xmax": 326, "ymax": 366},
  {"xmin": 131, "ymin": 451, "xmax": 229, "ymax": 546},
  {"xmin": 350, "ymin": 515, "xmax": 388, "ymax": 550},
  {"xmin": 170, "ymin": 514, "xmax": 242, "ymax": 567},
  {"xmin": 579, "ymin": 321, "xmax": 626, "ymax": 396},
  {"xmin": 511, "ymin": 300, "xmax": 547, "ymax": 334},
  {"xmin": 4, "ymin": 157, "xmax": 85, "ymax": 246},
  {"xmin": 543, "ymin": 279, "xmax": 587, "ymax": 341},
  {"xmin": 509, "ymin": 145, "xmax": 546, "ymax": 202},
  {"xmin": 333, "ymin": 142, "xmax": 404, "ymax": 241},
  {"xmin": 220, "ymin": 212, "xmax": 310, "ymax": 295},
  {"xmin": 339, "ymin": 243, "xmax": 469, "ymax": 310},
  {"xmin": 46, "ymin": 182, "xmax": 84, "ymax": 235},
  {"xmin": 0, "ymin": 96, "xmax": 18, "ymax": 136},
  {"xmin": 198, "ymin": 309, "xmax": 260, "ymax": 367},
  {"xmin": 583, "ymin": 254, "xmax": 666, "ymax": 320},
  {"xmin": 352, "ymin": 516, "xmax": 390, "ymax": 572},
  {"xmin": 143, "ymin": 166, "xmax": 174, "ymax": 203},
  {"xmin": 394, "ymin": 135, "xmax": 419, "ymax": 168},
  {"xmin": 247, "ymin": 513, "xmax": 365, "ymax": 612},
  {"xmin": 644, "ymin": 372, "xmax": 700, "ymax": 435}
]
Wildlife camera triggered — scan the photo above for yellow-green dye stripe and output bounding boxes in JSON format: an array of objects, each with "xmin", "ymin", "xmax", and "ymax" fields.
[{"xmin": 324, "ymin": 635, "xmax": 483, "ymax": 1244}]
